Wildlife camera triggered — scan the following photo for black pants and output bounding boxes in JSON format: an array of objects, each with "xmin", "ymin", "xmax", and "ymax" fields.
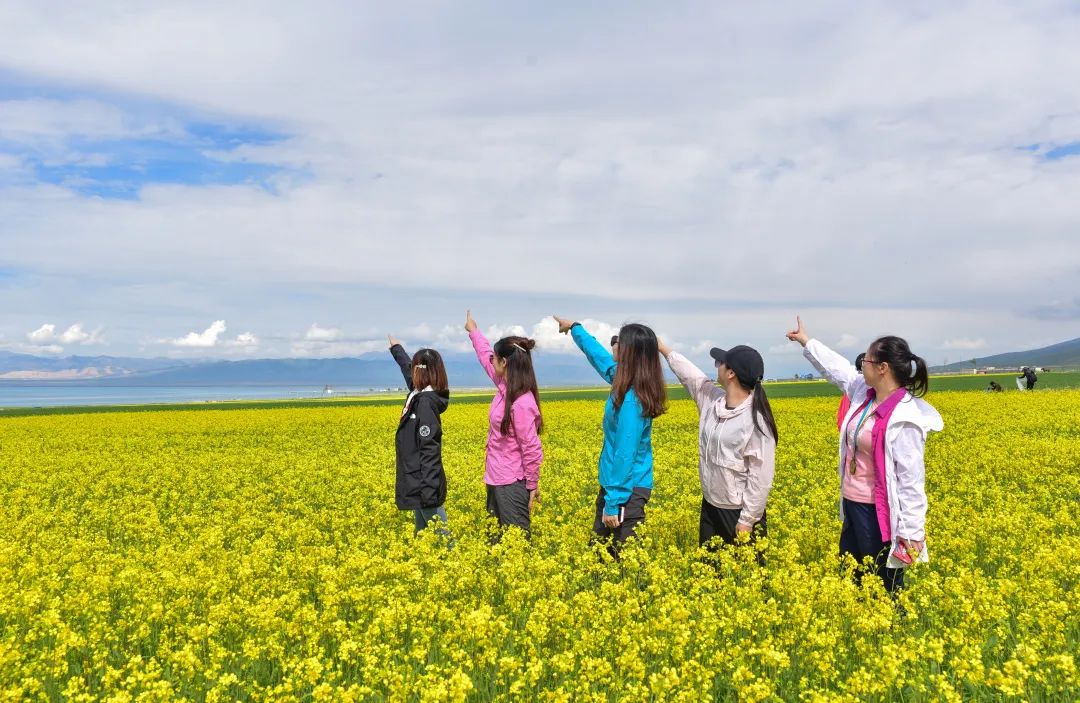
[
  {"xmin": 486, "ymin": 480, "xmax": 531, "ymax": 539},
  {"xmin": 592, "ymin": 487, "xmax": 650, "ymax": 559},
  {"xmin": 839, "ymin": 498, "xmax": 904, "ymax": 593},
  {"xmin": 699, "ymin": 500, "xmax": 767, "ymax": 546},
  {"xmin": 699, "ymin": 500, "xmax": 767, "ymax": 566}
]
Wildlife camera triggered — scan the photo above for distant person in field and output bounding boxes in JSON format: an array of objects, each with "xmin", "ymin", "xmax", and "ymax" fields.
[
  {"xmin": 464, "ymin": 310, "xmax": 544, "ymax": 539},
  {"xmin": 554, "ymin": 315, "xmax": 667, "ymax": 559},
  {"xmin": 986, "ymin": 381, "xmax": 1004, "ymax": 393},
  {"xmin": 388, "ymin": 335, "xmax": 451, "ymax": 540},
  {"xmin": 657, "ymin": 338, "xmax": 777, "ymax": 557},
  {"xmin": 787, "ymin": 317, "xmax": 943, "ymax": 594},
  {"xmin": 837, "ymin": 353, "xmax": 867, "ymax": 430},
  {"xmin": 1019, "ymin": 367, "xmax": 1038, "ymax": 390}
]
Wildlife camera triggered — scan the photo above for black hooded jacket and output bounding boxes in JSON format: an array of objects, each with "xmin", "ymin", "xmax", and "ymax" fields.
[{"xmin": 390, "ymin": 344, "xmax": 449, "ymax": 509}]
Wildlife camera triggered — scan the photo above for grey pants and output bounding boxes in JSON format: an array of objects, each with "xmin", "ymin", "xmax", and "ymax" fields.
[{"xmin": 486, "ymin": 480, "xmax": 531, "ymax": 537}]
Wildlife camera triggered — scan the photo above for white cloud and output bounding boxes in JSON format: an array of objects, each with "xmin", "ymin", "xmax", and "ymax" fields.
[
  {"xmin": 689, "ymin": 340, "xmax": 715, "ymax": 355},
  {"xmin": 27, "ymin": 323, "xmax": 56, "ymax": 344},
  {"xmin": 835, "ymin": 334, "xmax": 860, "ymax": 350},
  {"xmin": 404, "ymin": 323, "xmax": 433, "ymax": 338},
  {"xmin": 224, "ymin": 332, "xmax": 260, "ymax": 352},
  {"xmin": 429, "ymin": 324, "xmax": 472, "ymax": 353},
  {"xmin": 483, "ymin": 323, "xmax": 527, "ymax": 342},
  {"xmin": 26, "ymin": 322, "xmax": 104, "ymax": 348},
  {"xmin": 59, "ymin": 323, "xmax": 104, "ymax": 345},
  {"xmin": 173, "ymin": 320, "xmax": 226, "ymax": 347},
  {"xmin": 305, "ymin": 323, "xmax": 342, "ymax": 342},
  {"xmin": 943, "ymin": 337, "xmax": 988, "ymax": 351}
]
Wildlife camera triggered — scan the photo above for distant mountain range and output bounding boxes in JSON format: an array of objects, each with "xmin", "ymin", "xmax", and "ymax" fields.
[
  {"xmin": 931, "ymin": 336, "xmax": 1080, "ymax": 372},
  {"xmin": 0, "ymin": 351, "xmax": 199, "ymax": 380},
  {"xmin": 0, "ymin": 349, "xmax": 627, "ymax": 388}
]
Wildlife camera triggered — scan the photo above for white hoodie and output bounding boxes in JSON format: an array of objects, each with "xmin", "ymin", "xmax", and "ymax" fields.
[{"xmin": 666, "ymin": 351, "xmax": 776, "ymax": 528}]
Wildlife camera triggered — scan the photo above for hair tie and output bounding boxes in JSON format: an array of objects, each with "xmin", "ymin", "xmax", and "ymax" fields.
[
  {"xmin": 512, "ymin": 343, "xmax": 528, "ymax": 353},
  {"xmin": 414, "ymin": 364, "xmax": 427, "ymax": 369}
]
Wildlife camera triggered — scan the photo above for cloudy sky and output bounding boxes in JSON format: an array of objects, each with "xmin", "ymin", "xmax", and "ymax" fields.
[{"xmin": 1, "ymin": 1, "xmax": 1078, "ymax": 374}]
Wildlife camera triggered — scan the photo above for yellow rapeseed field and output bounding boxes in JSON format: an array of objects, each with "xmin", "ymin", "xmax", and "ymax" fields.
[{"xmin": 1, "ymin": 390, "xmax": 1078, "ymax": 702}]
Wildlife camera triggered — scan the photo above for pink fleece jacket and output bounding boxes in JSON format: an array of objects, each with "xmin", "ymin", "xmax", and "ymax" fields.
[{"xmin": 469, "ymin": 329, "xmax": 543, "ymax": 489}]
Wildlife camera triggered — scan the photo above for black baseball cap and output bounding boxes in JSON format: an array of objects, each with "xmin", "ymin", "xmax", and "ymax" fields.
[{"xmin": 710, "ymin": 345, "xmax": 765, "ymax": 385}]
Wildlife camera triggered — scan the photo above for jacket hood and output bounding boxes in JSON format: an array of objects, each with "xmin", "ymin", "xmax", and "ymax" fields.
[{"xmin": 418, "ymin": 388, "xmax": 450, "ymax": 414}]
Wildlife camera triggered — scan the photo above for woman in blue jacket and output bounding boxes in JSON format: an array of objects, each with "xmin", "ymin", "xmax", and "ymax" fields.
[{"xmin": 554, "ymin": 316, "xmax": 667, "ymax": 557}]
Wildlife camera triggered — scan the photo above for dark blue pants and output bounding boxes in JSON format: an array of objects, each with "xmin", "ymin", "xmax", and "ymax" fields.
[{"xmin": 839, "ymin": 499, "xmax": 904, "ymax": 593}]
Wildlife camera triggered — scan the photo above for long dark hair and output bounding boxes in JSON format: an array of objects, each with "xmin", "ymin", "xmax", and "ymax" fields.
[
  {"xmin": 493, "ymin": 336, "xmax": 542, "ymax": 435},
  {"xmin": 611, "ymin": 323, "xmax": 667, "ymax": 419},
  {"xmin": 870, "ymin": 335, "xmax": 929, "ymax": 398},
  {"xmin": 739, "ymin": 378, "xmax": 779, "ymax": 444},
  {"xmin": 411, "ymin": 348, "xmax": 449, "ymax": 392}
]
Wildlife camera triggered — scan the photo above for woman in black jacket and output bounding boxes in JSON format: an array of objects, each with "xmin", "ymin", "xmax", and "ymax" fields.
[{"xmin": 388, "ymin": 335, "xmax": 451, "ymax": 535}]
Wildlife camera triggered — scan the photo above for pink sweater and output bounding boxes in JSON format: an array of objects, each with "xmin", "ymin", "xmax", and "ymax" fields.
[{"xmin": 469, "ymin": 329, "xmax": 543, "ymax": 489}]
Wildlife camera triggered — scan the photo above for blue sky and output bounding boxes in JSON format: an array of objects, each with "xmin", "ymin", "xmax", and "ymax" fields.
[{"xmin": 1, "ymin": 2, "xmax": 1079, "ymax": 374}]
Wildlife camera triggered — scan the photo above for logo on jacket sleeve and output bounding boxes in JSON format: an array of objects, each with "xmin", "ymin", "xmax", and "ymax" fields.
[{"xmin": 419, "ymin": 425, "xmax": 431, "ymax": 437}]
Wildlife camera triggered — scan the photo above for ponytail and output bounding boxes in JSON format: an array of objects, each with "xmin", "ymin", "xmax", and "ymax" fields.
[
  {"xmin": 909, "ymin": 354, "xmax": 929, "ymax": 398},
  {"xmin": 740, "ymin": 379, "xmax": 778, "ymax": 444}
]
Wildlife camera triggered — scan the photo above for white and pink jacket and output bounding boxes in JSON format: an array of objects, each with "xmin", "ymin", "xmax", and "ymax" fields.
[
  {"xmin": 803, "ymin": 339, "xmax": 943, "ymax": 567},
  {"xmin": 469, "ymin": 329, "xmax": 543, "ymax": 489}
]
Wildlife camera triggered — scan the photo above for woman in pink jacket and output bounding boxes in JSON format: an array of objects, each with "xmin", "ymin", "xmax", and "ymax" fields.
[{"xmin": 465, "ymin": 311, "xmax": 544, "ymax": 538}]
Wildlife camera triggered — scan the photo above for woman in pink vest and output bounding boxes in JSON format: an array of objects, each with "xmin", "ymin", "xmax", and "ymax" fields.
[
  {"xmin": 465, "ymin": 311, "xmax": 544, "ymax": 538},
  {"xmin": 788, "ymin": 317, "xmax": 943, "ymax": 593}
]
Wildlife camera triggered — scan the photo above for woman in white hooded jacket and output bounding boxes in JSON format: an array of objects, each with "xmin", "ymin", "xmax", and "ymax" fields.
[
  {"xmin": 658, "ymin": 339, "xmax": 777, "ymax": 552},
  {"xmin": 787, "ymin": 317, "xmax": 943, "ymax": 593}
]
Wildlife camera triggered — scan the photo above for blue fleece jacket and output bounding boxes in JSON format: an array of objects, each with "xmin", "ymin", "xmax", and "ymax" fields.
[{"xmin": 571, "ymin": 324, "xmax": 654, "ymax": 515}]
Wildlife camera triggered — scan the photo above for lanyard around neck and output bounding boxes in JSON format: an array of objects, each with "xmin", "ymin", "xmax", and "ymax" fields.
[{"xmin": 846, "ymin": 398, "xmax": 876, "ymax": 461}]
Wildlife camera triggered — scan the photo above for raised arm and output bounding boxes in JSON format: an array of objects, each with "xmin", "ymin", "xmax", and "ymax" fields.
[
  {"xmin": 554, "ymin": 316, "xmax": 616, "ymax": 384},
  {"xmin": 465, "ymin": 310, "xmax": 500, "ymax": 386},
  {"xmin": 659, "ymin": 340, "xmax": 722, "ymax": 412},
  {"xmin": 786, "ymin": 316, "xmax": 862, "ymax": 398},
  {"xmin": 388, "ymin": 335, "xmax": 414, "ymax": 391}
]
